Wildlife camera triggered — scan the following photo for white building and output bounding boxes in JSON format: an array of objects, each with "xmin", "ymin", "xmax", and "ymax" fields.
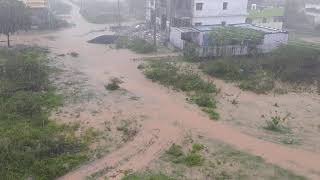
[
  {"xmin": 146, "ymin": 0, "xmax": 248, "ymax": 29},
  {"xmin": 170, "ymin": 24, "xmax": 288, "ymax": 56},
  {"xmin": 192, "ymin": 0, "xmax": 248, "ymax": 26}
]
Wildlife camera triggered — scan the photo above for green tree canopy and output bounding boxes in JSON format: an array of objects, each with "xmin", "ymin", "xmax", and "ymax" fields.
[{"xmin": 0, "ymin": 0, "xmax": 31, "ymax": 47}]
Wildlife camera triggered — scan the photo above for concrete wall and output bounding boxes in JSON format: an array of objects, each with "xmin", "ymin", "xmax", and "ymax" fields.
[
  {"xmin": 259, "ymin": 32, "xmax": 288, "ymax": 53},
  {"xmin": 252, "ymin": 17, "xmax": 283, "ymax": 30},
  {"xmin": 192, "ymin": 0, "xmax": 248, "ymax": 25},
  {"xmin": 170, "ymin": 27, "xmax": 185, "ymax": 49}
]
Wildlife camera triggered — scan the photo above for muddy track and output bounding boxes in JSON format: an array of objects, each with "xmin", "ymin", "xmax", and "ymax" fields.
[{"xmin": 14, "ymin": 1, "xmax": 320, "ymax": 180}]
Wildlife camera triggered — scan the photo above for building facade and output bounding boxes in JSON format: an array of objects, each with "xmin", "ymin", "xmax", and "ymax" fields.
[
  {"xmin": 192, "ymin": 0, "xmax": 248, "ymax": 26},
  {"xmin": 146, "ymin": 0, "xmax": 248, "ymax": 30},
  {"xmin": 170, "ymin": 24, "xmax": 288, "ymax": 56}
]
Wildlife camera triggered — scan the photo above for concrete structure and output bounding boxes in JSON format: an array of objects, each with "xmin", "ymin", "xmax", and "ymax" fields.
[
  {"xmin": 22, "ymin": 0, "xmax": 48, "ymax": 9},
  {"xmin": 170, "ymin": 24, "xmax": 288, "ymax": 57},
  {"xmin": 146, "ymin": 0, "xmax": 248, "ymax": 31},
  {"xmin": 247, "ymin": 8, "xmax": 284, "ymax": 30}
]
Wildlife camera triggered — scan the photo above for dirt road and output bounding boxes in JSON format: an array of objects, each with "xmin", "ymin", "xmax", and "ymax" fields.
[{"xmin": 11, "ymin": 1, "xmax": 320, "ymax": 180}]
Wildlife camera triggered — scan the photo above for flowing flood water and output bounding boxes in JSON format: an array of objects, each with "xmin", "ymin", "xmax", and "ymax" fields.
[{"xmin": 9, "ymin": 1, "xmax": 320, "ymax": 180}]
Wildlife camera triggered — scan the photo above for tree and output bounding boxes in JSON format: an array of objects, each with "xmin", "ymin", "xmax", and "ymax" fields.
[{"xmin": 0, "ymin": 0, "xmax": 31, "ymax": 47}]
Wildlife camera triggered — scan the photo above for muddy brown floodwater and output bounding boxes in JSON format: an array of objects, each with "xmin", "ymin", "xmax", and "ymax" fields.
[{"xmin": 7, "ymin": 0, "xmax": 320, "ymax": 180}]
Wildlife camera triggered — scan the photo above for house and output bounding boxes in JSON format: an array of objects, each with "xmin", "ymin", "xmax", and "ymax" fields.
[
  {"xmin": 146, "ymin": 0, "xmax": 288, "ymax": 56},
  {"xmin": 247, "ymin": 7, "xmax": 285, "ymax": 30},
  {"xmin": 146, "ymin": 0, "xmax": 248, "ymax": 30},
  {"xmin": 170, "ymin": 24, "xmax": 288, "ymax": 57}
]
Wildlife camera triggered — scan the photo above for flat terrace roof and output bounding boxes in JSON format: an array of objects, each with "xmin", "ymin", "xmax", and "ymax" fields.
[{"xmin": 191, "ymin": 23, "xmax": 287, "ymax": 34}]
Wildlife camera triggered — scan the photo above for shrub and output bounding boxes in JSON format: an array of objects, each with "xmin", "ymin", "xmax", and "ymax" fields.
[
  {"xmin": 115, "ymin": 36, "xmax": 130, "ymax": 49},
  {"xmin": 202, "ymin": 108, "xmax": 220, "ymax": 120},
  {"xmin": 105, "ymin": 78, "xmax": 122, "ymax": 91},
  {"xmin": 165, "ymin": 144, "xmax": 185, "ymax": 164},
  {"xmin": 183, "ymin": 43, "xmax": 199, "ymax": 62},
  {"xmin": 129, "ymin": 38, "xmax": 156, "ymax": 54},
  {"xmin": 192, "ymin": 143, "xmax": 204, "ymax": 153},
  {"xmin": 202, "ymin": 60, "xmax": 240, "ymax": 80},
  {"xmin": 115, "ymin": 37, "xmax": 156, "ymax": 54},
  {"xmin": 190, "ymin": 93, "xmax": 216, "ymax": 108},
  {"xmin": 239, "ymin": 70, "xmax": 274, "ymax": 94},
  {"xmin": 184, "ymin": 153, "xmax": 204, "ymax": 167},
  {"xmin": 264, "ymin": 116, "xmax": 287, "ymax": 132}
]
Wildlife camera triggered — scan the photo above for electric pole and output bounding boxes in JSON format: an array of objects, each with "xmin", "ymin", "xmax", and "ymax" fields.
[
  {"xmin": 117, "ymin": 0, "xmax": 121, "ymax": 27},
  {"xmin": 153, "ymin": 0, "xmax": 157, "ymax": 47}
]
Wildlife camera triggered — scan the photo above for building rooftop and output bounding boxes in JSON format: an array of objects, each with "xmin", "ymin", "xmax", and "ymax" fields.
[
  {"xmin": 248, "ymin": 8, "xmax": 285, "ymax": 18},
  {"xmin": 192, "ymin": 23, "xmax": 286, "ymax": 34}
]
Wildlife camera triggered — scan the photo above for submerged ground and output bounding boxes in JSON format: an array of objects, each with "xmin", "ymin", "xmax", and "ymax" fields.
[{"xmin": 4, "ymin": 0, "xmax": 320, "ymax": 179}]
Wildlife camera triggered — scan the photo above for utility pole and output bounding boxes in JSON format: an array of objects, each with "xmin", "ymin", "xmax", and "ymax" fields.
[
  {"xmin": 153, "ymin": 0, "xmax": 157, "ymax": 47},
  {"xmin": 117, "ymin": 0, "xmax": 121, "ymax": 27}
]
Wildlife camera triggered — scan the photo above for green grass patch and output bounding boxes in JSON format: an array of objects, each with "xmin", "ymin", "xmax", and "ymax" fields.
[
  {"xmin": 115, "ymin": 37, "xmax": 156, "ymax": 54},
  {"xmin": 164, "ymin": 144, "xmax": 205, "ymax": 167},
  {"xmin": 122, "ymin": 171, "xmax": 174, "ymax": 180},
  {"xmin": 201, "ymin": 45, "xmax": 320, "ymax": 93},
  {"xmin": 142, "ymin": 60, "xmax": 219, "ymax": 120},
  {"xmin": 0, "ymin": 47, "xmax": 90, "ymax": 180}
]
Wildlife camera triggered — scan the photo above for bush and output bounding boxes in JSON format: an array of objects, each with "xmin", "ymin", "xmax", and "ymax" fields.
[
  {"xmin": 183, "ymin": 43, "xmax": 199, "ymax": 62},
  {"xmin": 115, "ymin": 37, "xmax": 156, "ymax": 54},
  {"xmin": 165, "ymin": 144, "xmax": 205, "ymax": 167},
  {"xmin": 264, "ymin": 116, "xmax": 286, "ymax": 132},
  {"xmin": 184, "ymin": 153, "xmax": 204, "ymax": 167},
  {"xmin": 105, "ymin": 78, "xmax": 122, "ymax": 91},
  {"xmin": 239, "ymin": 70, "xmax": 274, "ymax": 94},
  {"xmin": 190, "ymin": 93, "xmax": 216, "ymax": 108},
  {"xmin": 192, "ymin": 143, "xmax": 204, "ymax": 153},
  {"xmin": 128, "ymin": 38, "xmax": 156, "ymax": 54},
  {"xmin": 201, "ymin": 45, "xmax": 320, "ymax": 93},
  {"xmin": 115, "ymin": 36, "xmax": 130, "ymax": 49}
]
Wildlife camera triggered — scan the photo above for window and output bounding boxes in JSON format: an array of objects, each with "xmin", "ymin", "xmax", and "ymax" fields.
[
  {"xmin": 223, "ymin": 2, "xmax": 228, "ymax": 10},
  {"xmin": 196, "ymin": 3, "xmax": 203, "ymax": 11},
  {"xmin": 195, "ymin": 22, "xmax": 202, "ymax": 26},
  {"xmin": 221, "ymin": 21, "xmax": 226, "ymax": 26}
]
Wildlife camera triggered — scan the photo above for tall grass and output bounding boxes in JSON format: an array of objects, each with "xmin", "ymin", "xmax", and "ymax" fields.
[
  {"xmin": 201, "ymin": 45, "xmax": 320, "ymax": 93},
  {"xmin": 0, "ymin": 47, "xmax": 89, "ymax": 180}
]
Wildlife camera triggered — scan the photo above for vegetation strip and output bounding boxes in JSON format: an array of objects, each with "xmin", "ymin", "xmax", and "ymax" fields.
[
  {"xmin": 140, "ymin": 60, "xmax": 219, "ymax": 120},
  {"xmin": 0, "ymin": 47, "xmax": 92, "ymax": 180}
]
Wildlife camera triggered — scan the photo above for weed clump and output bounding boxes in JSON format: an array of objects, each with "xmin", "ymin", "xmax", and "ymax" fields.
[
  {"xmin": 115, "ymin": 37, "xmax": 156, "ymax": 54},
  {"xmin": 184, "ymin": 153, "xmax": 204, "ymax": 166},
  {"xmin": 164, "ymin": 143, "xmax": 205, "ymax": 167},
  {"xmin": 105, "ymin": 78, "xmax": 122, "ymax": 91},
  {"xmin": 264, "ymin": 115, "xmax": 289, "ymax": 133},
  {"xmin": 69, "ymin": 52, "xmax": 79, "ymax": 57}
]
